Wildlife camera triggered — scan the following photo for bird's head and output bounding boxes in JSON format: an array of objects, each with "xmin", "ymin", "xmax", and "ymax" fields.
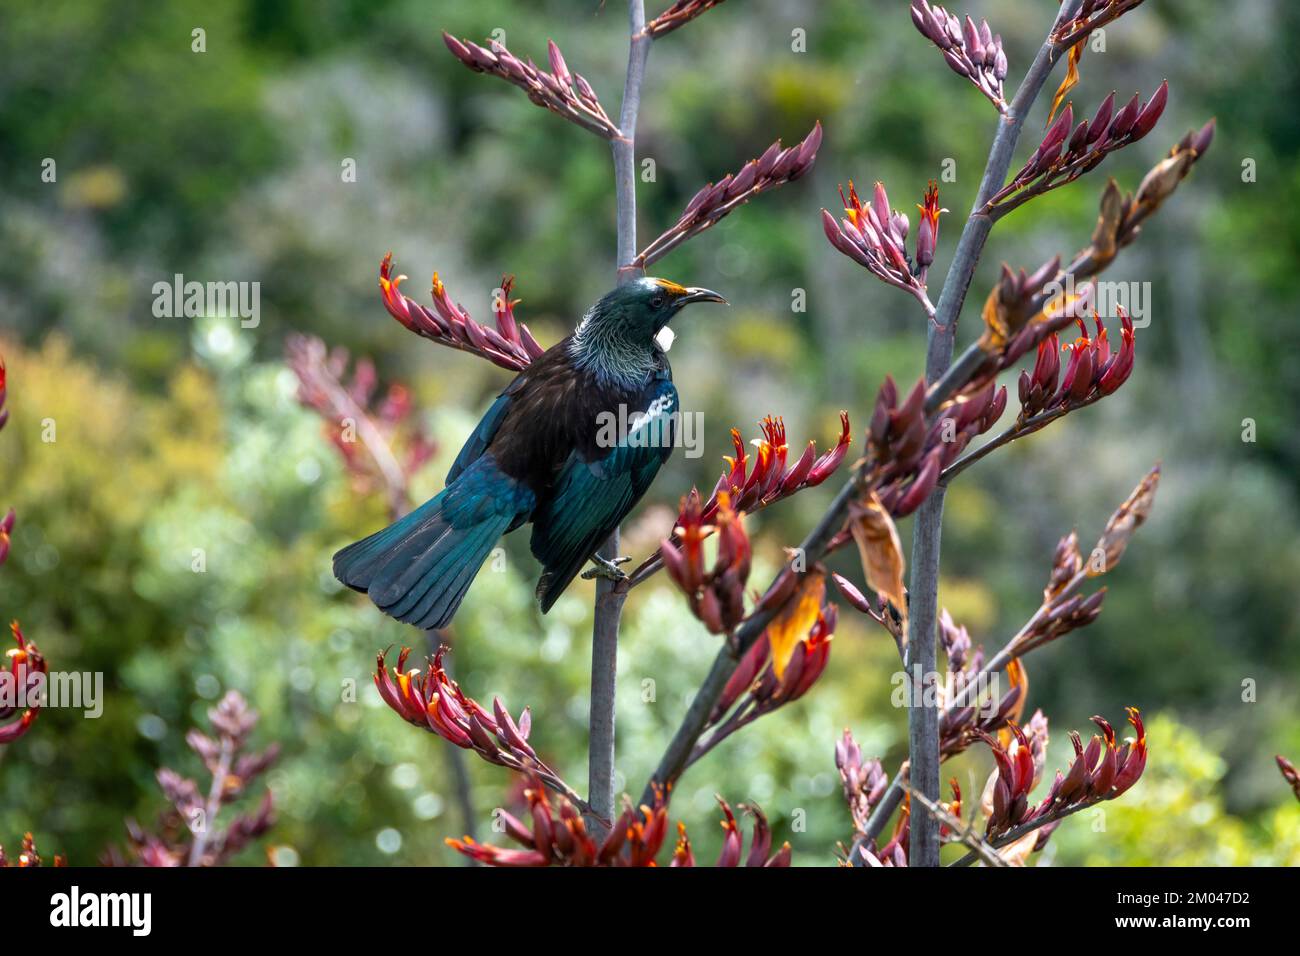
[
  {"xmin": 587, "ymin": 277, "xmax": 728, "ymax": 339},
  {"xmin": 569, "ymin": 277, "xmax": 727, "ymax": 385}
]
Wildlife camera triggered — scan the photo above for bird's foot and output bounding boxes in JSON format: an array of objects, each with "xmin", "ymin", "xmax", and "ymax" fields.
[{"xmin": 581, "ymin": 554, "xmax": 631, "ymax": 581}]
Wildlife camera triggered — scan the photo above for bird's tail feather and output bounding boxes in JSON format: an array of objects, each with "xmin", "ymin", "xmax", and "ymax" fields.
[{"xmin": 333, "ymin": 490, "xmax": 510, "ymax": 630}]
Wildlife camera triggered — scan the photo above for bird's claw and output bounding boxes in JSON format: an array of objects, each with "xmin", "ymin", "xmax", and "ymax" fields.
[{"xmin": 581, "ymin": 554, "xmax": 631, "ymax": 581}]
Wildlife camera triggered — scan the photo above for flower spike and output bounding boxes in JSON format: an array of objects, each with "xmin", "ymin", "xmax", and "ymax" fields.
[
  {"xmin": 636, "ymin": 124, "xmax": 822, "ymax": 269},
  {"xmin": 646, "ymin": 0, "xmax": 728, "ymax": 39},
  {"xmin": 375, "ymin": 645, "xmax": 596, "ymax": 816},
  {"xmin": 442, "ymin": 33, "xmax": 620, "ymax": 139},
  {"xmin": 911, "ymin": 2, "xmax": 1009, "ymax": 112},
  {"xmin": 0, "ymin": 622, "xmax": 45, "ymax": 744},
  {"xmin": 447, "ymin": 775, "xmax": 790, "ymax": 867},
  {"xmin": 988, "ymin": 82, "xmax": 1170, "ymax": 219},
  {"xmin": 824, "ymin": 179, "xmax": 945, "ymax": 317},
  {"xmin": 378, "ymin": 255, "xmax": 545, "ymax": 372}
]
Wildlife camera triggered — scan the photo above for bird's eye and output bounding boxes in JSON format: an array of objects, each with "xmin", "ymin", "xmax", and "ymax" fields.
[{"xmin": 650, "ymin": 293, "xmax": 666, "ymax": 309}]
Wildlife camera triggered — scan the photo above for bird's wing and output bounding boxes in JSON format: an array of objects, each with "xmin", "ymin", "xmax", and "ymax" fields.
[
  {"xmin": 446, "ymin": 382, "xmax": 520, "ymax": 485},
  {"xmin": 530, "ymin": 378, "xmax": 678, "ymax": 612}
]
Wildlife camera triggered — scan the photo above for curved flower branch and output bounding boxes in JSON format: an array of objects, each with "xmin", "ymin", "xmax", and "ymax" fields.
[
  {"xmin": 822, "ymin": 180, "xmax": 946, "ymax": 317},
  {"xmin": 954, "ymin": 707, "xmax": 1147, "ymax": 865},
  {"xmin": 378, "ymin": 254, "xmax": 546, "ymax": 373},
  {"xmin": 987, "ymin": 83, "xmax": 1168, "ymax": 221},
  {"xmin": 949, "ymin": 464, "xmax": 1158, "ymax": 712},
  {"xmin": 375, "ymin": 645, "xmax": 597, "ymax": 818},
  {"xmin": 910, "ymin": 1, "xmax": 1009, "ymax": 112},
  {"xmin": 442, "ymin": 34, "xmax": 621, "ymax": 139},
  {"xmin": 930, "ymin": 120, "xmax": 1214, "ymax": 407},
  {"xmin": 635, "ymin": 124, "xmax": 822, "ymax": 268},
  {"xmin": 645, "ymin": 0, "xmax": 728, "ymax": 39},
  {"xmin": 846, "ymin": 465, "xmax": 1160, "ymax": 857},
  {"xmin": 942, "ymin": 307, "xmax": 1138, "ymax": 483},
  {"xmin": 623, "ymin": 412, "xmax": 849, "ymax": 589}
]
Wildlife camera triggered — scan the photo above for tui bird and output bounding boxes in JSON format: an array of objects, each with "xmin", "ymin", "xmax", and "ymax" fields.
[{"xmin": 333, "ymin": 277, "xmax": 727, "ymax": 629}]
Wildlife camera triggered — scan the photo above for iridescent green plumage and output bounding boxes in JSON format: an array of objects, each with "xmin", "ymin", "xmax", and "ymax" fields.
[{"xmin": 334, "ymin": 278, "xmax": 726, "ymax": 629}]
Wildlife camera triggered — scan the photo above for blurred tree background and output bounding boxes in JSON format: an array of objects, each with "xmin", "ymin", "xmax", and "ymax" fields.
[{"xmin": 1, "ymin": 0, "xmax": 1297, "ymax": 866}]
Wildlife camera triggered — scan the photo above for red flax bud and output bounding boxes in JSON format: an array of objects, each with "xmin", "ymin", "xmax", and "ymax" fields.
[
  {"xmin": 1096, "ymin": 308, "xmax": 1136, "ymax": 394},
  {"xmin": 1108, "ymin": 92, "xmax": 1141, "ymax": 140},
  {"xmin": 1129, "ymin": 80, "xmax": 1169, "ymax": 142},
  {"xmin": 0, "ymin": 355, "xmax": 8, "ymax": 432},
  {"xmin": 825, "ymin": 181, "xmax": 941, "ymax": 311},
  {"xmin": 0, "ymin": 508, "xmax": 13, "ymax": 568},
  {"xmin": 545, "ymin": 40, "xmax": 570, "ymax": 88},
  {"xmin": 1036, "ymin": 103, "xmax": 1074, "ymax": 165},
  {"xmin": 0, "ymin": 622, "xmax": 45, "ymax": 744},
  {"xmin": 662, "ymin": 492, "xmax": 751, "ymax": 633},
  {"xmin": 1278, "ymin": 755, "xmax": 1300, "ymax": 803},
  {"xmin": 915, "ymin": 180, "xmax": 946, "ymax": 270},
  {"xmin": 712, "ymin": 630, "xmax": 771, "ymax": 721},
  {"xmin": 1087, "ymin": 91, "xmax": 1116, "ymax": 147},
  {"xmin": 1110, "ymin": 708, "xmax": 1148, "ymax": 797},
  {"xmin": 831, "ymin": 572, "xmax": 875, "ymax": 615}
]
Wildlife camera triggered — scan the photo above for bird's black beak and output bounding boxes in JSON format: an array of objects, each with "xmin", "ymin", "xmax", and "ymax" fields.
[{"xmin": 678, "ymin": 287, "xmax": 728, "ymax": 306}]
